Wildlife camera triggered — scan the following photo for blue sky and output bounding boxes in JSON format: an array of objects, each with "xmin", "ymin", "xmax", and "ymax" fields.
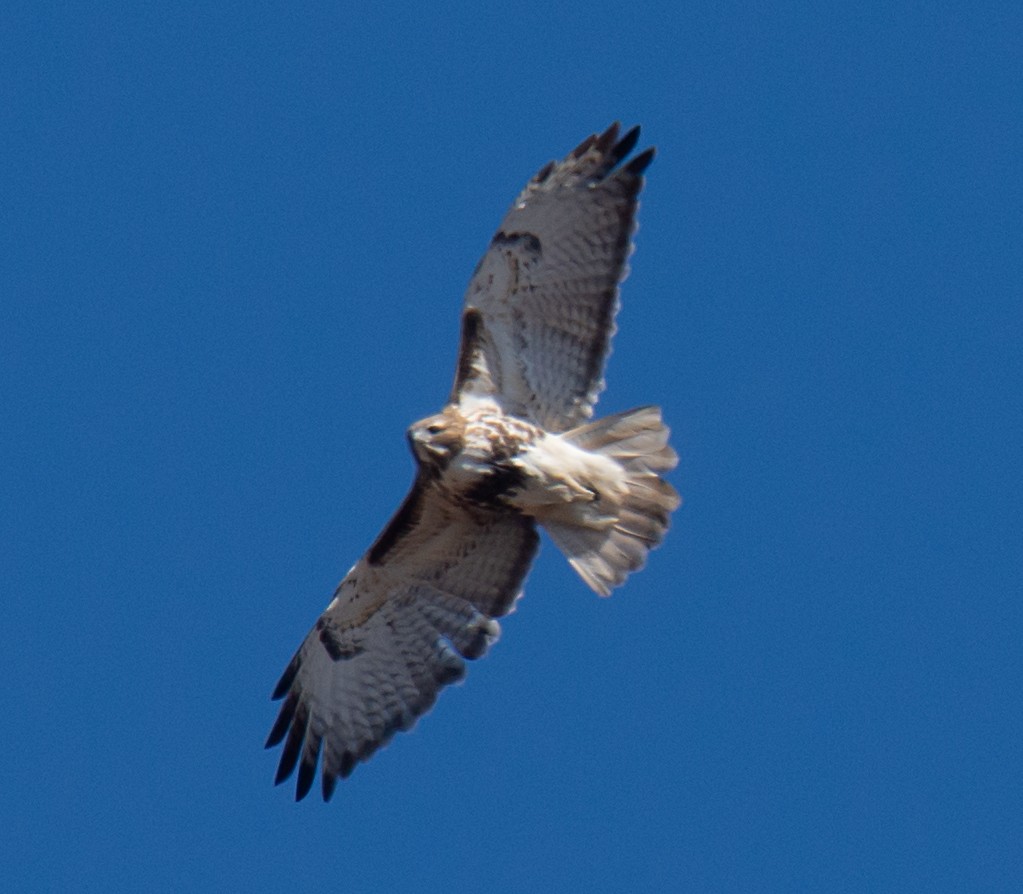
[{"xmin": 3, "ymin": 2, "xmax": 1021, "ymax": 891}]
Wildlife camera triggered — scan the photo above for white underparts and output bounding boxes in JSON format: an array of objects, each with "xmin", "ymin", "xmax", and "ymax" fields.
[
  {"xmin": 517, "ymin": 406, "xmax": 680, "ymax": 597},
  {"xmin": 506, "ymin": 434, "xmax": 628, "ymax": 528}
]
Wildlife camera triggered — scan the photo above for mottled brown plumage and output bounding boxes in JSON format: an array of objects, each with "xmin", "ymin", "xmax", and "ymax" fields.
[{"xmin": 267, "ymin": 123, "xmax": 679, "ymax": 800}]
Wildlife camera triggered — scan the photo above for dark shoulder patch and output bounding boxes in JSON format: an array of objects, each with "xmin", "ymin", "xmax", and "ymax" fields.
[
  {"xmin": 367, "ymin": 479, "xmax": 426, "ymax": 565},
  {"xmin": 451, "ymin": 308, "xmax": 484, "ymax": 399},
  {"xmin": 464, "ymin": 463, "xmax": 526, "ymax": 507}
]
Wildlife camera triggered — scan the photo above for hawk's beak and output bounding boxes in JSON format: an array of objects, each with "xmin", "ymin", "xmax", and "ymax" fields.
[{"xmin": 409, "ymin": 425, "xmax": 456, "ymax": 467}]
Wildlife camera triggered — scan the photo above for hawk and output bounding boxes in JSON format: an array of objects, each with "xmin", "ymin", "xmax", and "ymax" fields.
[{"xmin": 267, "ymin": 123, "xmax": 680, "ymax": 800}]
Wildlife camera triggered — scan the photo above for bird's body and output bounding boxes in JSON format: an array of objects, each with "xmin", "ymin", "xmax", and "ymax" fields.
[{"xmin": 267, "ymin": 123, "xmax": 680, "ymax": 800}]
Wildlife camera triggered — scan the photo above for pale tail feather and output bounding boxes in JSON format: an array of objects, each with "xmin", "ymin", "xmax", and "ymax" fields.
[{"xmin": 544, "ymin": 406, "xmax": 680, "ymax": 596}]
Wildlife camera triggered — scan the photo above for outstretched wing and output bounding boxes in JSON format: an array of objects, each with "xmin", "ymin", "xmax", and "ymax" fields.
[
  {"xmin": 266, "ymin": 477, "xmax": 539, "ymax": 800},
  {"xmin": 453, "ymin": 122, "xmax": 654, "ymax": 432}
]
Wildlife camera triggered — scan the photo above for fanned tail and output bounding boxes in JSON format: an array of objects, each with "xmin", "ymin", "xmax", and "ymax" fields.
[{"xmin": 544, "ymin": 406, "xmax": 680, "ymax": 596}]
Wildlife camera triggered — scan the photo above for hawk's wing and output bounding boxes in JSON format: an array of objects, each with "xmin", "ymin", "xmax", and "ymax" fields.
[
  {"xmin": 266, "ymin": 477, "xmax": 539, "ymax": 800},
  {"xmin": 452, "ymin": 122, "xmax": 654, "ymax": 432}
]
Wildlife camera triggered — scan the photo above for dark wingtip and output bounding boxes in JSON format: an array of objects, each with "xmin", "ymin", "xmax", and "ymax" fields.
[
  {"xmin": 322, "ymin": 772, "xmax": 338, "ymax": 801},
  {"xmin": 624, "ymin": 145, "xmax": 655, "ymax": 177},
  {"xmin": 274, "ymin": 705, "xmax": 308, "ymax": 785},
  {"xmin": 533, "ymin": 159, "xmax": 556, "ymax": 184},
  {"xmin": 295, "ymin": 746, "xmax": 319, "ymax": 801},
  {"xmin": 339, "ymin": 750, "xmax": 357, "ymax": 780},
  {"xmin": 594, "ymin": 121, "xmax": 621, "ymax": 154},
  {"xmin": 271, "ymin": 652, "xmax": 301, "ymax": 701},
  {"xmin": 571, "ymin": 135, "xmax": 594, "ymax": 158},
  {"xmin": 265, "ymin": 691, "xmax": 298, "ymax": 748},
  {"xmin": 576, "ymin": 120, "xmax": 621, "ymax": 158},
  {"xmin": 612, "ymin": 125, "xmax": 641, "ymax": 165},
  {"xmin": 295, "ymin": 772, "xmax": 313, "ymax": 800}
]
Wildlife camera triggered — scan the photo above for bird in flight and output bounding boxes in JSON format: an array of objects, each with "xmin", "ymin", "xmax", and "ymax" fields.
[{"xmin": 267, "ymin": 123, "xmax": 680, "ymax": 800}]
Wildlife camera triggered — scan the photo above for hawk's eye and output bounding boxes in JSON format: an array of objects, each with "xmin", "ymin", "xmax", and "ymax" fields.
[{"xmin": 427, "ymin": 423, "xmax": 444, "ymax": 435}]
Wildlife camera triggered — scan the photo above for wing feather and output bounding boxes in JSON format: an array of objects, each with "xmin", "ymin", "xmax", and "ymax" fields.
[
  {"xmin": 454, "ymin": 122, "xmax": 654, "ymax": 431},
  {"xmin": 266, "ymin": 479, "xmax": 539, "ymax": 799}
]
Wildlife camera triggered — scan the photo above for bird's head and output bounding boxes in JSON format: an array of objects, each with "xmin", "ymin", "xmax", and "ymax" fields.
[{"xmin": 408, "ymin": 409, "xmax": 464, "ymax": 469}]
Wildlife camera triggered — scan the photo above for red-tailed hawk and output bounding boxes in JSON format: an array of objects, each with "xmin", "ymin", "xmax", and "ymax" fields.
[{"xmin": 267, "ymin": 123, "xmax": 680, "ymax": 800}]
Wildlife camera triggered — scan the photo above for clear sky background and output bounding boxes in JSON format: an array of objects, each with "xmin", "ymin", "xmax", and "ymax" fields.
[{"xmin": 3, "ymin": 2, "xmax": 1021, "ymax": 891}]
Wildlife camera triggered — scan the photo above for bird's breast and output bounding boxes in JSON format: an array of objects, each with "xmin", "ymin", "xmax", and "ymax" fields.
[{"xmin": 438, "ymin": 411, "xmax": 539, "ymax": 509}]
